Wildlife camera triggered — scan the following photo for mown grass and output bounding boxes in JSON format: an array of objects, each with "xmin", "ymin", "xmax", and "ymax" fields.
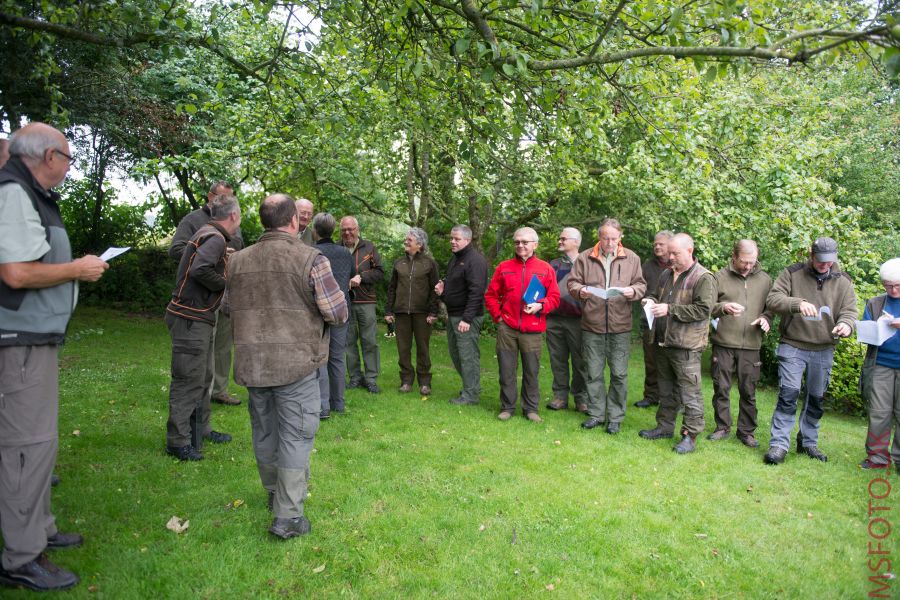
[{"xmin": 3, "ymin": 306, "xmax": 887, "ymax": 599}]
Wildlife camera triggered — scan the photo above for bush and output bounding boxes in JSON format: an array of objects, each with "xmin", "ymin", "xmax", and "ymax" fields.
[
  {"xmin": 79, "ymin": 247, "xmax": 176, "ymax": 313},
  {"xmin": 826, "ymin": 337, "xmax": 866, "ymax": 415}
]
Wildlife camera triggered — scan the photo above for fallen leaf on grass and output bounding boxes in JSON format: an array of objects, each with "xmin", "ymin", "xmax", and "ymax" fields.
[
  {"xmin": 807, "ymin": 512, "xmax": 813, "ymax": 519},
  {"xmin": 546, "ymin": 583, "xmax": 555, "ymax": 591},
  {"xmin": 225, "ymin": 499, "xmax": 244, "ymax": 510},
  {"xmin": 421, "ymin": 395, "xmax": 429, "ymax": 401},
  {"xmin": 313, "ymin": 564, "xmax": 326, "ymax": 574},
  {"xmin": 746, "ymin": 486, "xmax": 753, "ymax": 493},
  {"xmin": 72, "ymin": 430, "xmax": 81, "ymax": 436},
  {"xmin": 712, "ymin": 548, "xmax": 719, "ymax": 557},
  {"xmin": 166, "ymin": 516, "xmax": 189, "ymax": 534},
  {"xmin": 479, "ymin": 524, "xmax": 486, "ymax": 532},
  {"xmin": 88, "ymin": 584, "xmax": 98, "ymax": 592},
  {"xmin": 554, "ymin": 440, "xmax": 561, "ymax": 445},
  {"xmin": 694, "ymin": 533, "xmax": 707, "ymax": 539}
]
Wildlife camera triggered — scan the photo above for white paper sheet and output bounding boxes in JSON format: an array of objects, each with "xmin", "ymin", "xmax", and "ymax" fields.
[
  {"xmin": 643, "ymin": 301, "xmax": 655, "ymax": 329},
  {"xmin": 583, "ymin": 286, "xmax": 626, "ymax": 299},
  {"xmin": 99, "ymin": 246, "xmax": 131, "ymax": 262},
  {"xmin": 857, "ymin": 312, "xmax": 897, "ymax": 346},
  {"xmin": 802, "ymin": 305, "xmax": 832, "ymax": 321}
]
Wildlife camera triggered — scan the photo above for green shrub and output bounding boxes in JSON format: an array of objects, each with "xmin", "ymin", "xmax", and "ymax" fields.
[
  {"xmin": 826, "ymin": 337, "xmax": 866, "ymax": 415},
  {"xmin": 79, "ymin": 247, "xmax": 176, "ymax": 313}
]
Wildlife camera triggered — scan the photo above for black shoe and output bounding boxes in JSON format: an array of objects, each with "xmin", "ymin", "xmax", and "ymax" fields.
[
  {"xmin": 320, "ymin": 411, "xmax": 330, "ymax": 420},
  {"xmin": 50, "ymin": 473, "xmax": 60, "ymax": 487},
  {"xmin": 764, "ymin": 446, "xmax": 787, "ymax": 465},
  {"xmin": 366, "ymin": 382, "xmax": 381, "ymax": 394},
  {"xmin": 634, "ymin": 398, "xmax": 658, "ymax": 408},
  {"xmin": 638, "ymin": 427, "xmax": 673, "ymax": 440},
  {"xmin": 204, "ymin": 430, "xmax": 232, "ymax": 444},
  {"xmin": 45, "ymin": 532, "xmax": 83, "ymax": 549},
  {"xmin": 166, "ymin": 445, "xmax": 203, "ymax": 461},
  {"xmin": 0, "ymin": 553, "xmax": 79, "ymax": 591},
  {"xmin": 449, "ymin": 397, "xmax": 478, "ymax": 405},
  {"xmin": 606, "ymin": 422, "xmax": 620, "ymax": 435},
  {"xmin": 799, "ymin": 445, "xmax": 828, "ymax": 462},
  {"xmin": 348, "ymin": 379, "xmax": 363, "ymax": 389},
  {"xmin": 269, "ymin": 516, "xmax": 311, "ymax": 539},
  {"xmin": 581, "ymin": 417, "xmax": 604, "ymax": 430},
  {"xmin": 673, "ymin": 435, "xmax": 697, "ymax": 454}
]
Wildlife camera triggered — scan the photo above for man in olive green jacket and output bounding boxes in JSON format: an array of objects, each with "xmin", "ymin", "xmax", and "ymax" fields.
[
  {"xmin": 639, "ymin": 233, "xmax": 716, "ymax": 454},
  {"xmin": 708, "ymin": 240, "xmax": 773, "ymax": 448}
]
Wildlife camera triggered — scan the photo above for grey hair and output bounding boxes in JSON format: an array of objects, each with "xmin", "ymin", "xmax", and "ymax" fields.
[
  {"xmin": 407, "ymin": 227, "xmax": 428, "ymax": 250},
  {"xmin": 208, "ymin": 180, "xmax": 233, "ymax": 197},
  {"xmin": 598, "ymin": 218, "xmax": 623, "ymax": 234},
  {"xmin": 9, "ymin": 127, "xmax": 65, "ymax": 159},
  {"xmin": 514, "ymin": 227, "xmax": 538, "ymax": 242},
  {"xmin": 313, "ymin": 212, "xmax": 337, "ymax": 238},
  {"xmin": 732, "ymin": 239, "xmax": 759, "ymax": 257},
  {"xmin": 561, "ymin": 227, "xmax": 582, "ymax": 244},
  {"xmin": 880, "ymin": 258, "xmax": 900, "ymax": 283},
  {"xmin": 209, "ymin": 194, "xmax": 240, "ymax": 220},
  {"xmin": 450, "ymin": 224, "xmax": 472, "ymax": 240},
  {"xmin": 655, "ymin": 230, "xmax": 675, "ymax": 240}
]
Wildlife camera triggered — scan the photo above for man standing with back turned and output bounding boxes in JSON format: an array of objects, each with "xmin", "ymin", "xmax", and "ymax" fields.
[{"xmin": 0, "ymin": 123, "xmax": 108, "ymax": 591}]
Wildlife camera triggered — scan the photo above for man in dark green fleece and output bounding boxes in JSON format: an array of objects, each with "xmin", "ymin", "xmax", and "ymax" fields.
[
  {"xmin": 764, "ymin": 237, "xmax": 857, "ymax": 465},
  {"xmin": 708, "ymin": 239, "xmax": 773, "ymax": 448}
]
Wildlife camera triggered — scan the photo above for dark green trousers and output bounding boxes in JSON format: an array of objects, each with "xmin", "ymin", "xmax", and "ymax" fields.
[
  {"xmin": 545, "ymin": 315, "xmax": 587, "ymax": 407},
  {"xmin": 394, "ymin": 313, "xmax": 432, "ymax": 386},
  {"xmin": 447, "ymin": 315, "xmax": 483, "ymax": 401},
  {"xmin": 583, "ymin": 331, "xmax": 631, "ymax": 424},
  {"xmin": 654, "ymin": 346, "xmax": 705, "ymax": 436},
  {"xmin": 166, "ymin": 313, "xmax": 214, "ymax": 448},
  {"xmin": 346, "ymin": 303, "xmax": 380, "ymax": 385}
]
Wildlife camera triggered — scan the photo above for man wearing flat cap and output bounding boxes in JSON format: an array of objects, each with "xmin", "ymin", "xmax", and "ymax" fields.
[{"xmin": 763, "ymin": 237, "xmax": 857, "ymax": 465}]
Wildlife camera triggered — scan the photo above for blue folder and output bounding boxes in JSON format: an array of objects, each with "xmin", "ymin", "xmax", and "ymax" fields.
[{"xmin": 522, "ymin": 274, "xmax": 546, "ymax": 304}]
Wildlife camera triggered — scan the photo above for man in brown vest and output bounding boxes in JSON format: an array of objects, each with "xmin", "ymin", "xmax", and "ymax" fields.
[
  {"xmin": 226, "ymin": 194, "xmax": 348, "ymax": 538},
  {"xmin": 638, "ymin": 233, "xmax": 715, "ymax": 454}
]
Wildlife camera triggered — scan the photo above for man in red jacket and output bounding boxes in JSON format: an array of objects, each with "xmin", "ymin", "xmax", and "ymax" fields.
[{"xmin": 485, "ymin": 227, "xmax": 561, "ymax": 423}]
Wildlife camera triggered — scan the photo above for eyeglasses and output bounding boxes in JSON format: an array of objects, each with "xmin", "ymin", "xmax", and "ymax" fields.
[
  {"xmin": 513, "ymin": 240, "xmax": 536, "ymax": 246},
  {"xmin": 884, "ymin": 282, "xmax": 900, "ymax": 291},
  {"xmin": 53, "ymin": 149, "xmax": 75, "ymax": 166}
]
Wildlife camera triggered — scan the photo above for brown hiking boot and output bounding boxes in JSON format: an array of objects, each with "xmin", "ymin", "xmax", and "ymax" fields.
[
  {"xmin": 707, "ymin": 428, "xmax": 730, "ymax": 441},
  {"xmin": 212, "ymin": 392, "xmax": 241, "ymax": 406},
  {"xmin": 547, "ymin": 399, "xmax": 567, "ymax": 410}
]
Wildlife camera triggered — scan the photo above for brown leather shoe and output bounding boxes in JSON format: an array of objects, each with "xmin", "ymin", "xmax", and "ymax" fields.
[
  {"xmin": 737, "ymin": 434, "xmax": 759, "ymax": 448},
  {"xmin": 419, "ymin": 385, "xmax": 432, "ymax": 395},
  {"xmin": 547, "ymin": 399, "xmax": 567, "ymax": 410},
  {"xmin": 497, "ymin": 411, "xmax": 513, "ymax": 421},
  {"xmin": 575, "ymin": 403, "xmax": 588, "ymax": 413},
  {"xmin": 398, "ymin": 383, "xmax": 412, "ymax": 393},
  {"xmin": 212, "ymin": 392, "xmax": 241, "ymax": 406},
  {"xmin": 526, "ymin": 412, "xmax": 543, "ymax": 423},
  {"xmin": 707, "ymin": 428, "xmax": 731, "ymax": 441}
]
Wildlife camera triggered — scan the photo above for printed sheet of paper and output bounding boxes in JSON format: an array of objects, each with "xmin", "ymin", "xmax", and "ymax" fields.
[
  {"xmin": 802, "ymin": 305, "xmax": 832, "ymax": 322},
  {"xmin": 643, "ymin": 302, "xmax": 655, "ymax": 329},
  {"xmin": 857, "ymin": 312, "xmax": 897, "ymax": 346},
  {"xmin": 99, "ymin": 246, "xmax": 131, "ymax": 262},
  {"xmin": 583, "ymin": 286, "xmax": 626, "ymax": 300}
]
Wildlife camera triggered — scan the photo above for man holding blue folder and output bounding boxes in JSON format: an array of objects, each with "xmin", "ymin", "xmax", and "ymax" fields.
[{"xmin": 485, "ymin": 227, "xmax": 560, "ymax": 422}]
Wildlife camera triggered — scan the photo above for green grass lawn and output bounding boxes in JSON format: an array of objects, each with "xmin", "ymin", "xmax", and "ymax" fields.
[{"xmin": 5, "ymin": 307, "xmax": 889, "ymax": 599}]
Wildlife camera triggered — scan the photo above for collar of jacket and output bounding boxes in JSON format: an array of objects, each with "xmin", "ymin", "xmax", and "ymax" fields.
[
  {"xmin": 805, "ymin": 260, "xmax": 842, "ymax": 281},
  {"xmin": 727, "ymin": 261, "xmax": 761, "ymax": 278},
  {"xmin": 453, "ymin": 243, "xmax": 473, "ymax": 258},
  {"xmin": 1, "ymin": 157, "xmax": 58, "ymax": 201},
  {"xmin": 257, "ymin": 230, "xmax": 296, "ymax": 243},
  {"xmin": 516, "ymin": 254, "xmax": 539, "ymax": 265},
  {"xmin": 589, "ymin": 241, "xmax": 626, "ymax": 260},
  {"xmin": 316, "ymin": 236, "xmax": 335, "ymax": 245},
  {"xmin": 209, "ymin": 220, "xmax": 233, "ymax": 242}
]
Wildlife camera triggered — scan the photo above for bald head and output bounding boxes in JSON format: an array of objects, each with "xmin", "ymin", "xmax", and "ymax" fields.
[
  {"xmin": 261, "ymin": 194, "xmax": 298, "ymax": 231},
  {"xmin": 668, "ymin": 233, "xmax": 695, "ymax": 273},
  {"xmin": 9, "ymin": 122, "xmax": 72, "ymax": 190}
]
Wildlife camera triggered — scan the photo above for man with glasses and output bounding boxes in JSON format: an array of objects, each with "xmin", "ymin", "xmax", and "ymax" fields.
[
  {"xmin": 485, "ymin": 227, "xmax": 560, "ymax": 422},
  {"xmin": 567, "ymin": 219, "xmax": 646, "ymax": 433},
  {"xmin": 0, "ymin": 123, "xmax": 109, "ymax": 591},
  {"xmin": 763, "ymin": 237, "xmax": 857, "ymax": 465},
  {"xmin": 859, "ymin": 258, "xmax": 900, "ymax": 471},
  {"xmin": 545, "ymin": 228, "xmax": 589, "ymax": 413},
  {"xmin": 295, "ymin": 198, "xmax": 314, "ymax": 246},
  {"xmin": 340, "ymin": 215, "xmax": 384, "ymax": 394},
  {"xmin": 170, "ymin": 180, "xmax": 245, "ymax": 407}
]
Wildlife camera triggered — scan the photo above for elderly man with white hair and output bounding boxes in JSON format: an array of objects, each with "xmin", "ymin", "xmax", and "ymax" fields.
[
  {"xmin": 0, "ymin": 123, "xmax": 108, "ymax": 591},
  {"xmin": 295, "ymin": 198, "xmax": 314, "ymax": 246},
  {"xmin": 859, "ymin": 258, "xmax": 900, "ymax": 471},
  {"xmin": 485, "ymin": 227, "xmax": 560, "ymax": 422},
  {"xmin": 545, "ymin": 227, "xmax": 589, "ymax": 413}
]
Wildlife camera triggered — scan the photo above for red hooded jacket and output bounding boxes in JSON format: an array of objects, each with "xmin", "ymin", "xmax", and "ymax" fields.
[{"xmin": 485, "ymin": 255, "xmax": 561, "ymax": 333}]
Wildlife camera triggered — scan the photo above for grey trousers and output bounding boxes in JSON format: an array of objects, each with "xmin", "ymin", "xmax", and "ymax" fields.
[
  {"xmin": 654, "ymin": 346, "xmax": 705, "ymax": 437},
  {"xmin": 165, "ymin": 313, "xmax": 214, "ymax": 448},
  {"xmin": 447, "ymin": 315, "xmax": 483, "ymax": 402},
  {"xmin": 346, "ymin": 303, "xmax": 380, "ymax": 385},
  {"xmin": 319, "ymin": 322, "xmax": 349, "ymax": 413},
  {"xmin": 496, "ymin": 322, "xmax": 543, "ymax": 415},
  {"xmin": 769, "ymin": 343, "xmax": 834, "ymax": 451},
  {"xmin": 583, "ymin": 331, "xmax": 631, "ymax": 424},
  {"xmin": 864, "ymin": 364, "xmax": 900, "ymax": 466},
  {"xmin": 0, "ymin": 345, "xmax": 59, "ymax": 570},
  {"xmin": 210, "ymin": 310, "xmax": 234, "ymax": 398},
  {"xmin": 545, "ymin": 316, "xmax": 588, "ymax": 407},
  {"xmin": 248, "ymin": 370, "xmax": 321, "ymax": 519}
]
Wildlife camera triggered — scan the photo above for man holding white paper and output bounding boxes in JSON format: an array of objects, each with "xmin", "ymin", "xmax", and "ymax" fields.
[
  {"xmin": 567, "ymin": 219, "xmax": 646, "ymax": 434},
  {"xmin": 485, "ymin": 227, "xmax": 560, "ymax": 423},
  {"xmin": 763, "ymin": 237, "xmax": 857, "ymax": 465},
  {"xmin": 859, "ymin": 258, "xmax": 900, "ymax": 470},
  {"xmin": 707, "ymin": 240, "xmax": 773, "ymax": 448}
]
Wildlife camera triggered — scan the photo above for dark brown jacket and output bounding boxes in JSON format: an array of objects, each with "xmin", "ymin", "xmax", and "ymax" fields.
[
  {"xmin": 648, "ymin": 260, "xmax": 715, "ymax": 351},
  {"xmin": 385, "ymin": 252, "xmax": 440, "ymax": 316},
  {"xmin": 347, "ymin": 238, "xmax": 384, "ymax": 304},
  {"xmin": 166, "ymin": 222, "xmax": 230, "ymax": 325}
]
